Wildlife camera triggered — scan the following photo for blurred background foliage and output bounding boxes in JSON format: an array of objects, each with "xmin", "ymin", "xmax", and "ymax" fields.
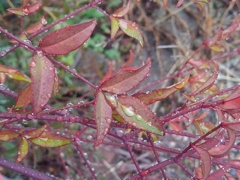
[{"xmin": 0, "ymin": 0, "xmax": 239, "ymax": 179}]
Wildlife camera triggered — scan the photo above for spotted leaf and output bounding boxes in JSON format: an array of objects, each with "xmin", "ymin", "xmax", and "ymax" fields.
[{"xmin": 30, "ymin": 55, "xmax": 55, "ymax": 114}]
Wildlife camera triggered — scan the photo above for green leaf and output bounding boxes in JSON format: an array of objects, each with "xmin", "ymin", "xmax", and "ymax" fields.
[
  {"xmin": 30, "ymin": 55, "xmax": 55, "ymax": 114},
  {"xmin": 110, "ymin": 16, "xmax": 119, "ymax": 39},
  {"xmin": 16, "ymin": 137, "xmax": 29, "ymax": 162},
  {"xmin": 94, "ymin": 92, "xmax": 112, "ymax": 147},
  {"xmin": 7, "ymin": 7, "xmax": 25, "ymax": 16},
  {"xmin": 118, "ymin": 19, "xmax": 143, "ymax": 47},
  {"xmin": 0, "ymin": 64, "xmax": 31, "ymax": 82},
  {"xmin": 30, "ymin": 130, "xmax": 72, "ymax": 147},
  {"xmin": 105, "ymin": 94, "xmax": 164, "ymax": 135}
]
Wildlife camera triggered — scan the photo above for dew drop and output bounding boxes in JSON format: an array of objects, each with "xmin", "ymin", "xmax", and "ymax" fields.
[
  {"xmin": 87, "ymin": 135, "xmax": 93, "ymax": 140},
  {"xmin": 0, "ymin": 50, "xmax": 7, "ymax": 57},
  {"xmin": 23, "ymin": 39, "xmax": 32, "ymax": 45},
  {"xmin": 78, "ymin": 101, "xmax": 85, "ymax": 105},
  {"xmin": 41, "ymin": 18, "xmax": 47, "ymax": 25},
  {"xmin": 22, "ymin": 119, "xmax": 28, "ymax": 125},
  {"xmin": 30, "ymin": 61, "xmax": 36, "ymax": 68},
  {"xmin": 135, "ymin": 114, "xmax": 142, "ymax": 121},
  {"xmin": 106, "ymin": 94, "xmax": 118, "ymax": 106},
  {"xmin": 116, "ymin": 129, "xmax": 124, "ymax": 137},
  {"xmin": 36, "ymin": 51, "xmax": 43, "ymax": 56},
  {"xmin": 105, "ymin": 118, "xmax": 111, "ymax": 124},
  {"xmin": 121, "ymin": 105, "xmax": 135, "ymax": 117}
]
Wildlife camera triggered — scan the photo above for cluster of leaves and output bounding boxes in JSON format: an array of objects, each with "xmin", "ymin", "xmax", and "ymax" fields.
[{"xmin": 0, "ymin": 0, "xmax": 240, "ymax": 179}]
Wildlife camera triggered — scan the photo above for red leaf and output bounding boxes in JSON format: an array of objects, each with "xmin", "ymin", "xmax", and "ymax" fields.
[
  {"xmin": 219, "ymin": 89, "xmax": 240, "ymax": 110},
  {"xmin": 25, "ymin": 17, "xmax": 47, "ymax": 34},
  {"xmin": 101, "ymin": 59, "xmax": 151, "ymax": 94},
  {"xmin": 94, "ymin": 92, "xmax": 112, "ymax": 147},
  {"xmin": 133, "ymin": 75, "xmax": 189, "ymax": 105},
  {"xmin": 163, "ymin": 0, "xmax": 168, "ymax": 9},
  {"xmin": 208, "ymin": 128, "xmax": 236, "ymax": 158},
  {"xmin": 197, "ymin": 129, "xmax": 225, "ymax": 150},
  {"xmin": 16, "ymin": 137, "xmax": 29, "ymax": 162},
  {"xmin": 38, "ymin": 20, "xmax": 97, "ymax": 55},
  {"xmin": 23, "ymin": 125, "xmax": 47, "ymax": 139},
  {"xmin": 0, "ymin": 130, "xmax": 19, "ymax": 141},
  {"xmin": 206, "ymin": 165, "xmax": 230, "ymax": 180},
  {"xmin": 22, "ymin": 1, "xmax": 42, "ymax": 15},
  {"xmin": 105, "ymin": 94, "xmax": 164, "ymax": 135},
  {"xmin": 22, "ymin": 0, "xmax": 31, "ymax": 7},
  {"xmin": 221, "ymin": 19, "xmax": 240, "ymax": 40},
  {"xmin": 30, "ymin": 130, "xmax": 72, "ymax": 147},
  {"xmin": 112, "ymin": 1, "xmax": 131, "ymax": 18},
  {"xmin": 110, "ymin": 16, "xmax": 119, "ymax": 39},
  {"xmin": 122, "ymin": 50, "xmax": 134, "ymax": 68},
  {"xmin": 222, "ymin": 122, "xmax": 240, "ymax": 132},
  {"xmin": 175, "ymin": 0, "xmax": 184, "ymax": 8},
  {"xmin": 192, "ymin": 145, "xmax": 211, "ymax": 179},
  {"xmin": 30, "ymin": 55, "xmax": 55, "ymax": 114},
  {"xmin": 14, "ymin": 84, "xmax": 32, "ymax": 109},
  {"xmin": 118, "ymin": 19, "xmax": 143, "ymax": 47}
]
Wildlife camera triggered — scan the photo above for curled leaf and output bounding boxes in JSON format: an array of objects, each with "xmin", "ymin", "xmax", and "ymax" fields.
[
  {"xmin": 112, "ymin": 1, "xmax": 131, "ymax": 18},
  {"xmin": 30, "ymin": 55, "xmax": 55, "ymax": 114},
  {"xmin": 218, "ymin": 89, "xmax": 240, "ymax": 110},
  {"xmin": 208, "ymin": 128, "xmax": 236, "ymax": 158},
  {"xmin": 101, "ymin": 59, "xmax": 151, "ymax": 94},
  {"xmin": 25, "ymin": 17, "xmax": 47, "ymax": 34},
  {"xmin": 105, "ymin": 94, "xmax": 164, "ymax": 135},
  {"xmin": 30, "ymin": 130, "xmax": 72, "ymax": 147},
  {"xmin": 133, "ymin": 75, "xmax": 189, "ymax": 105},
  {"xmin": 16, "ymin": 137, "xmax": 29, "ymax": 162},
  {"xmin": 192, "ymin": 145, "xmax": 211, "ymax": 179},
  {"xmin": 188, "ymin": 61, "xmax": 219, "ymax": 96},
  {"xmin": 94, "ymin": 92, "xmax": 112, "ymax": 147},
  {"xmin": 22, "ymin": 1, "xmax": 42, "ymax": 15},
  {"xmin": 118, "ymin": 19, "xmax": 143, "ymax": 47},
  {"xmin": 38, "ymin": 20, "xmax": 97, "ymax": 55}
]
